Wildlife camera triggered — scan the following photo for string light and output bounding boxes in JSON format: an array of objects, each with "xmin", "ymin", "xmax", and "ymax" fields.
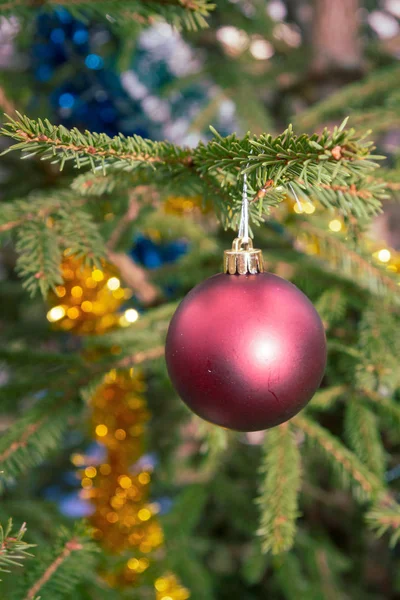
[
  {"xmin": 329, "ymin": 219, "xmax": 342, "ymax": 232},
  {"xmin": 377, "ymin": 248, "xmax": 391, "ymax": 263},
  {"xmin": 107, "ymin": 277, "xmax": 121, "ymax": 291},
  {"xmin": 47, "ymin": 305, "xmax": 66, "ymax": 322},
  {"xmin": 125, "ymin": 308, "xmax": 139, "ymax": 323}
]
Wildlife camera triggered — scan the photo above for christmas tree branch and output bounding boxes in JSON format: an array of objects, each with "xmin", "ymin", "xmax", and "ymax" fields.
[
  {"xmin": 294, "ymin": 222, "xmax": 400, "ymax": 303},
  {"xmin": 1, "ymin": 115, "xmax": 386, "ymax": 215},
  {"xmin": 256, "ymin": 423, "xmax": 301, "ymax": 555},
  {"xmin": 366, "ymin": 503, "xmax": 400, "ymax": 548},
  {"xmin": 295, "ymin": 65, "xmax": 400, "ymax": 131},
  {"xmin": 0, "ymin": 398, "xmax": 79, "ymax": 492},
  {"xmin": 15, "ymin": 527, "xmax": 97, "ymax": 600},
  {"xmin": 293, "ymin": 415, "xmax": 385, "ymax": 501},
  {"xmin": 0, "ymin": 520, "xmax": 35, "ymax": 579},
  {"xmin": 344, "ymin": 402, "xmax": 385, "ymax": 478},
  {"xmin": 0, "ymin": 192, "xmax": 105, "ymax": 295},
  {"xmin": 23, "ymin": 538, "xmax": 82, "ymax": 600},
  {"xmin": 360, "ymin": 388, "xmax": 400, "ymax": 430}
]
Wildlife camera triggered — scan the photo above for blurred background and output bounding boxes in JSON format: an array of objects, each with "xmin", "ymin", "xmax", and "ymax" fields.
[{"xmin": 1, "ymin": 1, "xmax": 400, "ymax": 599}]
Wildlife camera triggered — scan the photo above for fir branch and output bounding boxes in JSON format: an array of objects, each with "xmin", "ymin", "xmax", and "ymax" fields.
[
  {"xmin": 315, "ymin": 289, "xmax": 347, "ymax": 327},
  {"xmin": 24, "ymin": 539, "xmax": 81, "ymax": 600},
  {"xmin": 294, "ymin": 222, "xmax": 400, "ymax": 303},
  {"xmin": 15, "ymin": 219, "xmax": 62, "ymax": 296},
  {"xmin": 288, "ymin": 176, "xmax": 386, "ymax": 218},
  {"xmin": 1, "ymin": 112, "xmax": 194, "ymax": 171},
  {"xmin": 1, "ymin": 115, "xmax": 386, "ymax": 227},
  {"xmin": 0, "ymin": 194, "xmax": 85, "ymax": 234},
  {"xmin": 308, "ymin": 386, "xmax": 346, "ymax": 412},
  {"xmin": 256, "ymin": 423, "xmax": 301, "ymax": 555},
  {"xmin": 0, "ymin": 520, "xmax": 35, "ymax": 579},
  {"xmin": 295, "ymin": 65, "xmax": 400, "ymax": 131},
  {"xmin": 344, "ymin": 402, "xmax": 385, "ymax": 479},
  {"xmin": 18, "ymin": 526, "xmax": 97, "ymax": 600},
  {"xmin": 55, "ymin": 206, "xmax": 105, "ymax": 264},
  {"xmin": 293, "ymin": 415, "xmax": 385, "ymax": 502},
  {"xmin": 366, "ymin": 503, "xmax": 400, "ymax": 548},
  {"xmin": 0, "ymin": 192, "xmax": 105, "ymax": 295},
  {"xmin": 0, "ymin": 399, "xmax": 78, "ymax": 492},
  {"xmin": 360, "ymin": 388, "xmax": 400, "ymax": 431},
  {"xmin": 0, "ymin": 0, "xmax": 215, "ymax": 31}
]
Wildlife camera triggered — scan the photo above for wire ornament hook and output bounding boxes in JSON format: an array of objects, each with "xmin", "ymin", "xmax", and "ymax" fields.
[{"xmin": 238, "ymin": 171, "xmax": 249, "ymax": 242}]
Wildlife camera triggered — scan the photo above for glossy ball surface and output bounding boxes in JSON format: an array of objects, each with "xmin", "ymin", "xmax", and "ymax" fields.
[{"xmin": 166, "ymin": 273, "xmax": 326, "ymax": 431}]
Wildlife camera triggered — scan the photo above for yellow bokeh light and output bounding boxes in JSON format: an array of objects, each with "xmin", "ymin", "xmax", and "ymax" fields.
[
  {"xmin": 115, "ymin": 428, "xmax": 126, "ymax": 440},
  {"xmin": 81, "ymin": 301, "xmax": 93, "ymax": 313},
  {"xmin": 127, "ymin": 558, "xmax": 139, "ymax": 571},
  {"xmin": 378, "ymin": 248, "xmax": 391, "ymax": 263},
  {"xmin": 81, "ymin": 477, "xmax": 93, "ymax": 489},
  {"xmin": 106, "ymin": 512, "xmax": 118, "ymax": 523},
  {"xmin": 138, "ymin": 558, "xmax": 150, "ymax": 571},
  {"xmin": 107, "ymin": 277, "xmax": 120, "ymax": 291},
  {"xmin": 85, "ymin": 466, "xmax": 97, "ymax": 478},
  {"xmin": 47, "ymin": 306, "xmax": 66, "ymax": 322},
  {"xmin": 293, "ymin": 202, "xmax": 303, "ymax": 214},
  {"xmin": 55, "ymin": 285, "xmax": 66, "ymax": 297},
  {"xmin": 119, "ymin": 475, "xmax": 132, "ymax": 489},
  {"xmin": 71, "ymin": 285, "xmax": 83, "ymax": 298},
  {"xmin": 85, "ymin": 277, "xmax": 97, "ymax": 289},
  {"xmin": 67, "ymin": 307, "xmax": 80, "ymax": 320},
  {"xmin": 71, "ymin": 453, "xmax": 85, "ymax": 466},
  {"xmin": 99, "ymin": 463, "xmax": 111, "ymax": 475},
  {"xmin": 138, "ymin": 472, "xmax": 150, "ymax": 485},
  {"xmin": 155, "ymin": 578, "xmax": 168, "ymax": 592},
  {"xmin": 124, "ymin": 308, "xmax": 139, "ymax": 323},
  {"xmin": 329, "ymin": 219, "xmax": 342, "ymax": 232},
  {"xmin": 138, "ymin": 508, "xmax": 152, "ymax": 522},
  {"xmin": 303, "ymin": 202, "xmax": 315, "ymax": 214},
  {"xmin": 95, "ymin": 424, "xmax": 108, "ymax": 437},
  {"xmin": 112, "ymin": 288, "xmax": 125, "ymax": 300},
  {"xmin": 92, "ymin": 269, "xmax": 104, "ymax": 282}
]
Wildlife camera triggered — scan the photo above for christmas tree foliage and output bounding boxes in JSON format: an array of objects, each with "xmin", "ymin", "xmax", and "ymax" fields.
[{"xmin": 0, "ymin": 1, "xmax": 400, "ymax": 598}]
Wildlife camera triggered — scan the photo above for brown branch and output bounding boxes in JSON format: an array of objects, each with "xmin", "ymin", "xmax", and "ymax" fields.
[
  {"xmin": 0, "ymin": 218, "xmax": 23, "ymax": 233},
  {"xmin": 24, "ymin": 538, "xmax": 83, "ymax": 600},
  {"xmin": 116, "ymin": 346, "xmax": 165, "ymax": 369},
  {"xmin": 0, "ymin": 419, "xmax": 45, "ymax": 463},
  {"xmin": 108, "ymin": 251, "xmax": 159, "ymax": 305},
  {"xmin": 0, "ymin": 86, "xmax": 16, "ymax": 116}
]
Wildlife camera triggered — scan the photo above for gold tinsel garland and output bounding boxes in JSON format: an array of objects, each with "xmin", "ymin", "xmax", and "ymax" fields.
[
  {"xmin": 81, "ymin": 370, "xmax": 189, "ymax": 598},
  {"xmin": 47, "ymin": 254, "xmax": 131, "ymax": 334},
  {"xmin": 48, "ymin": 254, "xmax": 189, "ymax": 598}
]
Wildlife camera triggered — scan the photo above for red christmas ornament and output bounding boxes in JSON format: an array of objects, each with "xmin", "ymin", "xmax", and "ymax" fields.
[{"xmin": 166, "ymin": 238, "xmax": 326, "ymax": 431}]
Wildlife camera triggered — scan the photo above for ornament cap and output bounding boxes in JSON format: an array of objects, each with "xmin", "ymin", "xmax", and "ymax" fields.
[{"xmin": 224, "ymin": 237, "xmax": 264, "ymax": 275}]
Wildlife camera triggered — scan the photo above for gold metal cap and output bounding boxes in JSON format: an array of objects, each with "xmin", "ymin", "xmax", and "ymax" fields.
[{"xmin": 224, "ymin": 237, "xmax": 264, "ymax": 275}]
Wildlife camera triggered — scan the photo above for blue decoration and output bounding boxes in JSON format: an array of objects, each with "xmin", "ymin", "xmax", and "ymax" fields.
[
  {"xmin": 85, "ymin": 53, "xmax": 104, "ymax": 70},
  {"xmin": 30, "ymin": 7, "xmax": 237, "ymax": 142},
  {"xmin": 59, "ymin": 493, "xmax": 94, "ymax": 518},
  {"xmin": 59, "ymin": 92, "xmax": 75, "ymax": 109},
  {"xmin": 130, "ymin": 234, "xmax": 189, "ymax": 270}
]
